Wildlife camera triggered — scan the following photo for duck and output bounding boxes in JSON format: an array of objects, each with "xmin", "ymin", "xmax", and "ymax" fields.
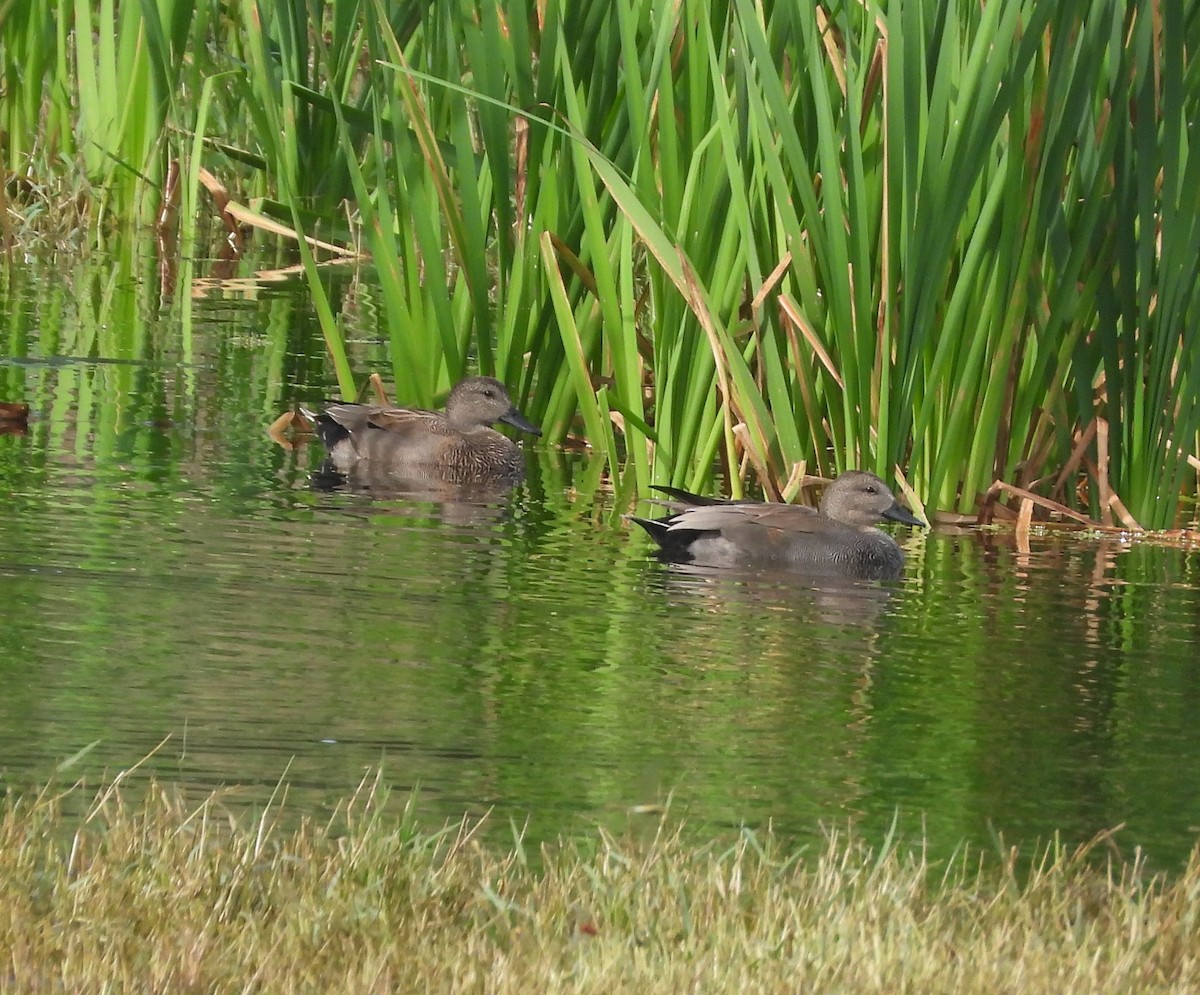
[
  {"xmin": 303, "ymin": 376, "xmax": 541, "ymax": 485},
  {"xmin": 631, "ymin": 470, "xmax": 925, "ymax": 580}
]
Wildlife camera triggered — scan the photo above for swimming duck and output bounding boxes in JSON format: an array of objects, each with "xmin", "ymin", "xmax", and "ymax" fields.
[
  {"xmin": 304, "ymin": 376, "xmax": 540, "ymax": 485},
  {"xmin": 631, "ymin": 470, "xmax": 925, "ymax": 580}
]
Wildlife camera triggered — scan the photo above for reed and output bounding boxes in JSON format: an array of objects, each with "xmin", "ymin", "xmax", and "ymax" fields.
[{"xmin": 4, "ymin": 0, "xmax": 1198, "ymax": 523}]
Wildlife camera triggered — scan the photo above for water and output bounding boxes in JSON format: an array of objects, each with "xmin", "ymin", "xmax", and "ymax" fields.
[{"xmin": 2, "ymin": 257, "xmax": 1200, "ymax": 867}]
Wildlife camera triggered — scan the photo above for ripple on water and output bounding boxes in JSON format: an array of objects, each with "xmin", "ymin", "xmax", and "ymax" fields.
[{"xmin": 3, "ymin": 305, "xmax": 1200, "ymax": 863}]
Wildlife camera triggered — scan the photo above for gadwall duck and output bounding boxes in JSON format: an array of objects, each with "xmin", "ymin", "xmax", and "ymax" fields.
[
  {"xmin": 631, "ymin": 470, "xmax": 925, "ymax": 580},
  {"xmin": 304, "ymin": 376, "xmax": 541, "ymax": 485}
]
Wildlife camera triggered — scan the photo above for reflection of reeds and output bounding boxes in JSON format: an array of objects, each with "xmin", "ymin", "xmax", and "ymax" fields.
[{"xmin": 4, "ymin": 2, "xmax": 1199, "ymax": 524}]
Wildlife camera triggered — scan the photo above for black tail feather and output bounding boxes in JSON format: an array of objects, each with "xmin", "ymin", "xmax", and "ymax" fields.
[
  {"xmin": 300, "ymin": 407, "xmax": 352, "ymax": 451},
  {"xmin": 630, "ymin": 515, "xmax": 670, "ymax": 542},
  {"xmin": 651, "ymin": 485, "xmax": 729, "ymax": 507}
]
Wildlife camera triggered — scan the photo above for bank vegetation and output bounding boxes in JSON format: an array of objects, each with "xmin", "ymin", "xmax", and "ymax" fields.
[{"xmin": 3, "ymin": 1, "xmax": 1199, "ymax": 525}]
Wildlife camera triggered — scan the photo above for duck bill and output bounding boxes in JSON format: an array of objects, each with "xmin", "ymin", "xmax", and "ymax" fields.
[
  {"xmin": 883, "ymin": 501, "xmax": 925, "ymax": 528},
  {"xmin": 501, "ymin": 407, "xmax": 542, "ymax": 436}
]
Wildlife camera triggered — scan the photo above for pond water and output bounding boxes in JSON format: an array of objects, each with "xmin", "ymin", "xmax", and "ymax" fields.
[{"xmin": 2, "ymin": 256, "xmax": 1199, "ymax": 868}]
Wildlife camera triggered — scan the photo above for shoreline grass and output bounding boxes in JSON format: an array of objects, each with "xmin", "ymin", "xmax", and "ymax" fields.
[{"xmin": 3, "ymin": 776, "xmax": 1197, "ymax": 992}]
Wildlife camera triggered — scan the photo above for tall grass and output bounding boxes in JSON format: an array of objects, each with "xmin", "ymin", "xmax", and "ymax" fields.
[
  {"xmin": 3, "ymin": 777, "xmax": 1200, "ymax": 992},
  {"xmin": 3, "ymin": 0, "xmax": 1198, "ymax": 524},
  {"xmin": 9, "ymin": 0, "xmax": 182, "ymax": 224}
]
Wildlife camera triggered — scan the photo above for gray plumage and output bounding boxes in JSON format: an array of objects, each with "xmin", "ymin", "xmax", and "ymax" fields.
[
  {"xmin": 303, "ymin": 376, "xmax": 540, "ymax": 486},
  {"xmin": 631, "ymin": 470, "xmax": 925, "ymax": 581}
]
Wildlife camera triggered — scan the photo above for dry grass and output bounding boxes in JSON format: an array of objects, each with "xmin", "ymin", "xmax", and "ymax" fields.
[
  {"xmin": 2, "ymin": 169, "xmax": 96, "ymax": 255},
  {"xmin": 2, "ymin": 775, "xmax": 1197, "ymax": 994}
]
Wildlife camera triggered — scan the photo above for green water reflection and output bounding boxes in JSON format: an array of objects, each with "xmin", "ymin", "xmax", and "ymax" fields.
[{"xmin": 2, "ymin": 257, "xmax": 1199, "ymax": 868}]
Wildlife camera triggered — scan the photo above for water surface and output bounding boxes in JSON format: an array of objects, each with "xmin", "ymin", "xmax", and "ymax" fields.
[{"xmin": 2, "ymin": 257, "xmax": 1199, "ymax": 868}]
